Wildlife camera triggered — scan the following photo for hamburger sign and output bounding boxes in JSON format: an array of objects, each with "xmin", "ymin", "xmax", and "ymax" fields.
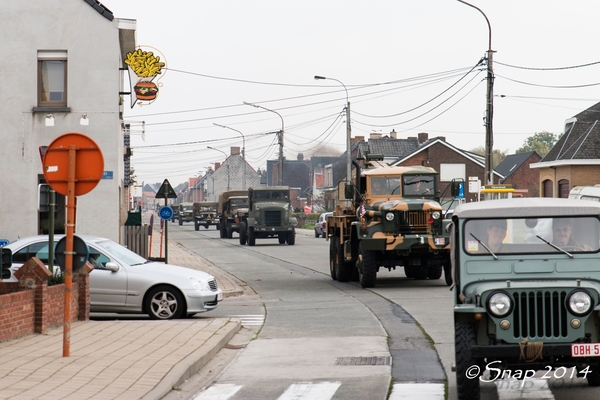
[{"xmin": 125, "ymin": 47, "xmax": 166, "ymax": 107}]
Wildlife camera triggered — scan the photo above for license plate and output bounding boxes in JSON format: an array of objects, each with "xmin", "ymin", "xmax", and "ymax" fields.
[
  {"xmin": 571, "ymin": 343, "xmax": 600, "ymax": 357},
  {"xmin": 217, "ymin": 292, "xmax": 223, "ymax": 301}
]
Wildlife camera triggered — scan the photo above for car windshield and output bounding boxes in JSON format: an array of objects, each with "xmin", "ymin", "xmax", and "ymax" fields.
[
  {"xmin": 93, "ymin": 239, "xmax": 148, "ymax": 266},
  {"xmin": 464, "ymin": 216, "xmax": 600, "ymax": 255}
]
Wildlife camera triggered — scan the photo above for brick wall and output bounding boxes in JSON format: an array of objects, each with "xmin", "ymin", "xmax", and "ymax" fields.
[{"xmin": 0, "ymin": 257, "xmax": 91, "ymax": 342}]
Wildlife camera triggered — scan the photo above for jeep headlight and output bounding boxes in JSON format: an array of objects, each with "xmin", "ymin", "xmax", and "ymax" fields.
[
  {"xmin": 385, "ymin": 212, "xmax": 395, "ymax": 221},
  {"xmin": 431, "ymin": 211, "xmax": 441, "ymax": 220},
  {"xmin": 487, "ymin": 291, "xmax": 512, "ymax": 317},
  {"xmin": 567, "ymin": 290, "xmax": 593, "ymax": 316}
]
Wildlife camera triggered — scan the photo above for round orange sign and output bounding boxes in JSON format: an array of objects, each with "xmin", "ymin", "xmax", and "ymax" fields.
[{"xmin": 42, "ymin": 132, "xmax": 104, "ymax": 196}]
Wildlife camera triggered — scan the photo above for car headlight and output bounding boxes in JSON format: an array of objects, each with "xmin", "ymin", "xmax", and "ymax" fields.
[
  {"xmin": 487, "ymin": 291, "xmax": 512, "ymax": 317},
  {"xmin": 385, "ymin": 212, "xmax": 395, "ymax": 221},
  {"xmin": 190, "ymin": 277, "xmax": 210, "ymax": 292},
  {"xmin": 431, "ymin": 211, "xmax": 441, "ymax": 220},
  {"xmin": 567, "ymin": 290, "xmax": 593, "ymax": 316}
]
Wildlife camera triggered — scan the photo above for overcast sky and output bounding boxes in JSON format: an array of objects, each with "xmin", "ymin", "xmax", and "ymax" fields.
[{"xmin": 107, "ymin": 0, "xmax": 600, "ymax": 186}]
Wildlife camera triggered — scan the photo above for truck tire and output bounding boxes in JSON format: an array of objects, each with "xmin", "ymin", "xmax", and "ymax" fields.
[
  {"xmin": 455, "ymin": 322, "xmax": 480, "ymax": 400},
  {"xmin": 444, "ymin": 263, "xmax": 452, "ymax": 286},
  {"xmin": 179, "ymin": 218, "xmax": 183, "ymax": 226},
  {"xmin": 358, "ymin": 243, "xmax": 377, "ymax": 288},
  {"xmin": 287, "ymin": 229, "xmax": 295, "ymax": 245},
  {"xmin": 329, "ymin": 237, "xmax": 339, "ymax": 281},
  {"xmin": 334, "ymin": 237, "xmax": 352, "ymax": 282},
  {"xmin": 194, "ymin": 221, "xmax": 199, "ymax": 231},
  {"xmin": 239, "ymin": 221, "xmax": 247, "ymax": 245},
  {"xmin": 278, "ymin": 235, "xmax": 286, "ymax": 244},
  {"xmin": 226, "ymin": 224, "xmax": 233, "ymax": 239},
  {"xmin": 204, "ymin": 224, "xmax": 209, "ymax": 229},
  {"xmin": 248, "ymin": 227, "xmax": 256, "ymax": 246},
  {"xmin": 220, "ymin": 222, "xmax": 226, "ymax": 238},
  {"xmin": 427, "ymin": 263, "xmax": 442, "ymax": 280}
]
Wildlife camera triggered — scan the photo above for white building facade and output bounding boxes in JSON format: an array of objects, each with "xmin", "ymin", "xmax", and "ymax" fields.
[{"xmin": 0, "ymin": 0, "xmax": 136, "ymax": 242}]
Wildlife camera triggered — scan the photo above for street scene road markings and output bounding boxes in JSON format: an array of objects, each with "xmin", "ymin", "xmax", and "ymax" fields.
[
  {"xmin": 194, "ymin": 383, "xmax": 242, "ymax": 400},
  {"xmin": 277, "ymin": 381, "xmax": 342, "ymax": 400},
  {"xmin": 389, "ymin": 382, "xmax": 445, "ymax": 399},
  {"xmin": 229, "ymin": 314, "xmax": 265, "ymax": 326},
  {"xmin": 496, "ymin": 378, "xmax": 555, "ymax": 400}
]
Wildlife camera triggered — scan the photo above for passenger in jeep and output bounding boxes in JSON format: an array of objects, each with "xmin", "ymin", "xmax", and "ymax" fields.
[{"xmin": 552, "ymin": 218, "xmax": 590, "ymax": 249}]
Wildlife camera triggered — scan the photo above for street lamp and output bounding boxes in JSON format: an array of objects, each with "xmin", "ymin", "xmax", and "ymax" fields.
[
  {"xmin": 244, "ymin": 101, "xmax": 284, "ymax": 186},
  {"xmin": 314, "ymin": 75, "xmax": 352, "ymax": 200},
  {"xmin": 214, "ymin": 123, "xmax": 246, "ymax": 189},
  {"xmin": 458, "ymin": 0, "xmax": 494, "ymax": 185},
  {"xmin": 207, "ymin": 146, "xmax": 230, "ymax": 192}
]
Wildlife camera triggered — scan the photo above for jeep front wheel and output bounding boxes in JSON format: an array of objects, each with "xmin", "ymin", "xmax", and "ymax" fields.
[
  {"xmin": 358, "ymin": 243, "xmax": 377, "ymax": 288},
  {"xmin": 455, "ymin": 322, "xmax": 480, "ymax": 400}
]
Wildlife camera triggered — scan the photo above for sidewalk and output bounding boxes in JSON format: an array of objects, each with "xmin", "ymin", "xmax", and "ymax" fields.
[{"xmin": 0, "ymin": 228, "xmax": 247, "ymax": 400}]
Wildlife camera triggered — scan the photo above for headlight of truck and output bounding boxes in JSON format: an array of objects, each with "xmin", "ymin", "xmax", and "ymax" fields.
[
  {"xmin": 567, "ymin": 290, "xmax": 593, "ymax": 316},
  {"xmin": 431, "ymin": 211, "xmax": 441, "ymax": 220},
  {"xmin": 487, "ymin": 291, "xmax": 512, "ymax": 317},
  {"xmin": 385, "ymin": 212, "xmax": 395, "ymax": 221}
]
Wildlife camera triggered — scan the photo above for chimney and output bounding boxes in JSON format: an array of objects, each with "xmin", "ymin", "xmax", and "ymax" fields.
[
  {"xmin": 418, "ymin": 132, "xmax": 429, "ymax": 143},
  {"xmin": 215, "ymin": 162, "xmax": 221, "ymax": 170},
  {"xmin": 231, "ymin": 146, "xmax": 240, "ymax": 155},
  {"xmin": 351, "ymin": 136, "xmax": 364, "ymax": 145},
  {"xmin": 390, "ymin": 129, "xmax": 397, "ymax": 139},
  {"xmin": 439, "ymin": 136, "xmax": 446, "ymax": 142},
  {"xmin": 370, "ymin": 133, "xmax": 382, "ymax": 139},
  {"xmin": 297, "ymin": 153, "xmax": 304, "ymax": 160}
]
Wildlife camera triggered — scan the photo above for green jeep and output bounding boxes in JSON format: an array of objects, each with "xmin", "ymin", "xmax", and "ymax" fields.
[{"xmin": 451, "ymin": 198, "xmax": 600, "ymax": 399}]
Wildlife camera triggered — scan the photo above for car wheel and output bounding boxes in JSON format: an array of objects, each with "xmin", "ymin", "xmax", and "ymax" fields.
[
  {"xmin": 248, "ymin": 227, "xmax": 256, "ymax": 246},
  {"xmin": 315, "ymin": 229, "xmax": 319, "ymax": 238},
  {"xmin": 358, "ymin": 243, "xmax": 377, "ymax": 288},
  {"xmin": 455, "ymin": 322, "xmax": 480, "ymax": 399},
  {"xmin": 287, "ymin": 229, "xmax": 295, "ymax": 245},
  {"xmin": 146, "ymin": 285, "xmax": 185, "ymax": 320},
  {"xmin": 239, "ymin": 221, "xmax": 247, "ymax": 245}
]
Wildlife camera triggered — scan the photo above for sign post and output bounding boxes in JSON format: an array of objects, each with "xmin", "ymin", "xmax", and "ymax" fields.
[
  {"xmin": 42, "ymin": 133, "xmax": 104, "ymax": 357},
  {"xmin": 155, "ymin": 179, "xmax": 177, "ymax": 263}
]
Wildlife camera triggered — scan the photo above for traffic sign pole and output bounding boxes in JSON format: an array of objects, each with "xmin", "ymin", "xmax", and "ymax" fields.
[
  {"xmin": 164, "ymin": 187, "xmax": 168, "ymax": 264},
  {"xmin": 63, "ymin": 145, "xmax": 77, "ymax": 357}
]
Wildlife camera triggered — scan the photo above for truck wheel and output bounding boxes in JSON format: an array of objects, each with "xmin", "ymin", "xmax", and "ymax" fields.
[
  {"xmin": 333, "ymin": 238, "xmax": 352, "ymax": 283},
  {"xmin": 179, "ymin": 218, "xmax": 183, "ymax": 226},
  {"xmin": 329, "ymin": 237, "xmax": 339, "ymax": 281},
  {"xmin": 455, "ymin": 322, "xmax": 480, "ymax": 400},
  {"xmin": 239, "ymin": 222, "xmax": 247, "ymax": 245},
  {"xmin": 358, "ymin": 244, "xmax": 377, "ymax": 288},
  {"xmin": 287, "ymin": 229, "xmax": 295, "ymax": 245},
  {"xmin": 226, "ymin": 224, "xmax": 233, "ymax": 239},
  {"xmin": 248, "ymin": 227, "xmax": 256, "ymax": 246},
  {"xmin": 220, "ymin": 222, "xmax": 226, "ymax": 238},
  {"xmin": 444, "ymin": 263, "xmax": 452, "ymax": 286},
  {"xmin": 427, "ymin": 263, "xmax": 442, "ymax": 280},
  {"xmin": 204, "ymin": 224, "xmax": 209, "ymax": 229},
  {"xmin": 194, "ymin": 221, "xmax": 199, "ymax": 231},
  {"xmin": 278, "ymin": 235, "xmax": 286, "ymax": 244},
  {"xmin": 586, "ymin": 368, "xmax": 600, "ymax": 386}
]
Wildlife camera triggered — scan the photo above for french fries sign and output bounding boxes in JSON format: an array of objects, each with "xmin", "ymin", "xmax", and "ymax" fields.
[{"xmin": 125, "ymin": 47, "xmax": 166, "ymax": 107}]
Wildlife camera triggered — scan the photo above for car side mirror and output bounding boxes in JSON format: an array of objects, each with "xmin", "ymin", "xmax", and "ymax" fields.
[{"xmin": 104, "ymin": 262, "xmax": 119, "ymax": 272}]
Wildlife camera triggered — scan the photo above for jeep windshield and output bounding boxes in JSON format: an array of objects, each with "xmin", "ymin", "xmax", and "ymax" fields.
[{"xmin": 464, "ymin": 216, "xmax": 600, "ymax": 255}]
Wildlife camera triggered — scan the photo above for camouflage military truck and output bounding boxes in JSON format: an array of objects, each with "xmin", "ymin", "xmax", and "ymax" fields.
[
  {"xmin": 193, "ymin": 202, "xmax": 219, "ymax": 230},
  {"xmin": 178, "ymin": 202, "xmax": 194, "ymax": 225},
  {"xmin": 218, "ymin": 190, "xmax": 249, "ymax": 239},
  {"xmin": 239, "ymin": 186, "xmax": 297, "ymax": 246},
  {"xmin": 327, "ymin": 155, "xmax": 451, "ymax": 288}
]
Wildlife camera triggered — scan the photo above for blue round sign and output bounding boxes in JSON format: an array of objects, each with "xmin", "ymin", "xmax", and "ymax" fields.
[{"xmin": 159, "ymin": 205, "xmax": 174, "ymax": 221}]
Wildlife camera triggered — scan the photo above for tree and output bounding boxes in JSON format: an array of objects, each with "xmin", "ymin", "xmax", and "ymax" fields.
[
  {"xmin": 515, "ymin": 131, "xmax": 560, "ymax": 158},
  {"xmin": 469, "ymin": 146, "xmax": 508, "ymax": 167}
]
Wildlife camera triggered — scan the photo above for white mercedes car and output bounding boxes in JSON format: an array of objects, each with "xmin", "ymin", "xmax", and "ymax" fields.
[{"xmin": 4, "ymin": 235, "xmax": 222, "ymax": 320}]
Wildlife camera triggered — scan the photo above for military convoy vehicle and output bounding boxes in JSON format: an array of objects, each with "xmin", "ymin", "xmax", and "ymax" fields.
[
  {"xmin": 451, "ymin": 198, "xmax": 600, "ymax": 399},
  {"xmin": 218, "ymin": 190, "xmax": 249, "ymax": 239},
  {"xmin": 238, "ymin": 186, "xmax": 297, "ymax": 246},
  {"xmin": 178, "ymin": 202, "xmax": 194, "ymax": 225},
  {"xmin": 169, "ymin": 203, "xmax": 180, "ymax": 223},
  {"xmin": 327, "ymin": 155, "xmax": 451, "ymax": 288},
  {"xmin": 192, "ymin": 202, "xmax": 219, "ymax": 230}
]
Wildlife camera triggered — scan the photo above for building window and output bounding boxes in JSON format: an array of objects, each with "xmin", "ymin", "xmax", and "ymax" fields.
[{"xmin": 38, "ymin": 51, "xmax": 67, "ymax": 107}]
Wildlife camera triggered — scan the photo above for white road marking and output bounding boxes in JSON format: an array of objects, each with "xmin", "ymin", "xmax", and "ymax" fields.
[
  {"xmin": 496, "ymin": 378, "xmax": 555, "ymax": 399},
  {"xmin": 277, "ymin": 381, "xmax": 341, "ymax": 400},
  {"xmin": 194, "ymin": 383, "xmax": 242, "ymax": 400},
  {"xmin": 229, "ymin": 314, "xmax": 265, "ymax": 326},
  {"xmin": 389, "ymin": 382, "xmax": 445, "ymax": 399}
]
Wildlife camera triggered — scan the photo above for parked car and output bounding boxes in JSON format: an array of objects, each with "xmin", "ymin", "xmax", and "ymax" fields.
[
  {"xmin": 314, "ymin": 212, "xmax": 332, "ymax": 238},
  {"xmin": 4, "ymin": 235, "xmax": 222, "ymax": 320}
]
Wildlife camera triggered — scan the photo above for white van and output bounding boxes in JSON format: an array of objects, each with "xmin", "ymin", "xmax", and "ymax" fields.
[{"xmin": 569, "ymin": 184, "xmax": 600, "ymax": 202}]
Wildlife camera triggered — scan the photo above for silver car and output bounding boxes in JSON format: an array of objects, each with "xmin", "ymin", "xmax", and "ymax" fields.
[
  {"xmin": 5, "ymin": 235, "xmax": 222, "ymax": 320},
  {"xmin": 314, "ymin": 212, "xmax": 332, "ymax": 238}
]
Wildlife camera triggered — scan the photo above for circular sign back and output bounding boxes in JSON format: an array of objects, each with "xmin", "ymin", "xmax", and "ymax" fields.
[
  {"xmin": 55, "ymin": 235, "xmax": 90, "ymax": 271},
  {"xmin": 42, "ymin": 132, "xmax": 104, "ymax": 196}
]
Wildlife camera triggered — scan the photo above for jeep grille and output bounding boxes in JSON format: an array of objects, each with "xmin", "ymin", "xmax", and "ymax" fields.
[
  {"xmin": 512, "ymin": 290, "xmax": 568, "ymax": 339},
  {"xmin": 395, "ymin": 211, "xmax": 428, "ymax": 234},
  {"xmin": 265, "ymin": 210, "xmax": 282, "ymax": 226}
]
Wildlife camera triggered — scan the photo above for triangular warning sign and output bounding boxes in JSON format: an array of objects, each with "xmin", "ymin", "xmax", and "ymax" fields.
[{"xmin": 155, "ymin": 179, "xmax": 177, "ymax": 199}]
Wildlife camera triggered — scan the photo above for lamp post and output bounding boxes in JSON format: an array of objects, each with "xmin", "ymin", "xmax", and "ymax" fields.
[
  {"xmin": 207, "ymin": 146, "xmax": 230, "ymax": 192},
  {"xmin": 314, "ymin": 75, "xmax": 352, "ymax": 198},
  {"xmin": 214, "ymin": 123, "xmax": 246, "ymax": 189},
  {"xmin": 458, "ymin": 0, "xmax": 494, "ymax": 185},
  {"xmin": 244, "ymin": 101, "xmax": 284, "ymax": 186}
]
